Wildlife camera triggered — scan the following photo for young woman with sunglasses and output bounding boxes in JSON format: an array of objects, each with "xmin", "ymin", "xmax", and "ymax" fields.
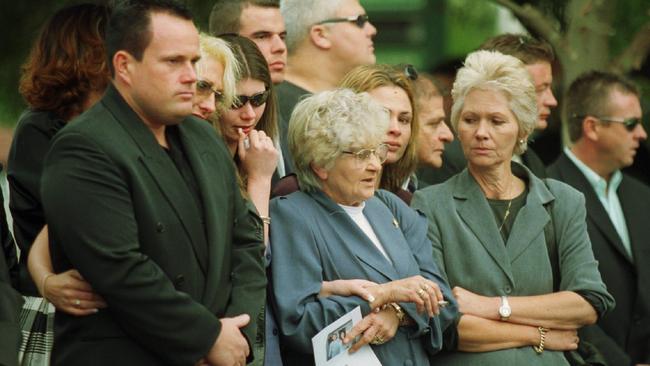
[{"xmin": 217, "ymin": 34, "xmax": 280, "ymax": 235}]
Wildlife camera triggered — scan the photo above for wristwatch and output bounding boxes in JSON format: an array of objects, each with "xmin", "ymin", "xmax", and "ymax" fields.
[{"xmin": 499, "ymin": 296, "xmax": 511, "ymax": 321}]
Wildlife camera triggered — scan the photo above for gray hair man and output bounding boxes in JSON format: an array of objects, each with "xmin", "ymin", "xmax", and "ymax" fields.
[{"xmin": 276, "ymin": 0, "xmax": 377, "ymax": 174}]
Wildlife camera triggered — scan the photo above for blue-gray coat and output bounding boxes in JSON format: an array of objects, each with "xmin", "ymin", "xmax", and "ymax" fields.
[
  {"xmin": 411, "ymin": 164, "xmax": 614, "ymax": 366},
  {"xmin": 269, "ymin": 189, "xmax": 458, "ymax": 366}
]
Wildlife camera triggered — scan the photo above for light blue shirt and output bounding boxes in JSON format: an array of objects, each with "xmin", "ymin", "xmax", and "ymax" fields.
[{"xmin": 564, "ymin": 148, "xmax": 632, "ymax": 258}]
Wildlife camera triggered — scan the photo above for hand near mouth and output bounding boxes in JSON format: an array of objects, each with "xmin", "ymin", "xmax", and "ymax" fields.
[{"xmin": 237, "ymin": 128, "xmax": 278, "ymax": 181}]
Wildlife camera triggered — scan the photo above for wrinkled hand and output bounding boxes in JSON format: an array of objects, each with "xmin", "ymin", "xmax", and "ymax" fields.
[
  {"xmin": 207, "ymin": 314, "xmax": 250, "ymax": 366},
  {"xmin": 237, "ymin": 129, "xmax": 278, "ymax": 181},
  {"xmin": 543, "ymin": 328, "xmax": 579, "ymax": 351},
  {"xmin": 343, "ymin": 307, "xmax": 399, "ymax": 353},
  {"xmin": 43, "ymin": 269, "xmax": 107, "ymax": 316},
  {"xmin": 452, "ymin": 286, "xmax": 497, "ymax": 320},
  {"xmin": 319, "ymin": 279, "xmax": 377, "ymax": 301},
  {"xmin": 375, "ymin": 276, "xmax": 444, "ymax": 317}
]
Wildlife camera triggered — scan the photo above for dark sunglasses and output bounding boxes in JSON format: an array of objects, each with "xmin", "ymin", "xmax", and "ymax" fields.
[
  {"xmin": 317, "ymin": 14, "xmax": 369, "ymax": 28},
  {"xmin": 231, "ymin": 90, "xmax": 270, "ymax": 109},
  {"xmin": 196, "ymin": 80, "xmax": 224, "ymax": 104},
  {"xmin": 401, "ymin": 64, "xmax": 418, "ymax": 81},
  {"xmin": 578, "ymin": 115, "xmax": 642, "ymax": 131}
]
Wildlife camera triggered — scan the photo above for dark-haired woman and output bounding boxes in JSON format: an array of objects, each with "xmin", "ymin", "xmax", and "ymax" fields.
[{"xmin": 7, "ymin": 4, "xmax": 110, "ymax": 364}]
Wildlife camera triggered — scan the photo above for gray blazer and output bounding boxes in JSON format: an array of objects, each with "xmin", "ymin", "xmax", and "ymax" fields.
[
  {"xmin": 411, "ymin": 164, "xmax": 614, "ymax": 366},
  {"xmin": 270, "ymin": 189, "xmax": 458, "ymax": 366}
]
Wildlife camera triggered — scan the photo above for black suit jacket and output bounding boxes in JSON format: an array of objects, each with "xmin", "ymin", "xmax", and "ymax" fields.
[
  {"xmin": 41, "ymin": 85, "xmax": 266, "ymax": 366},
  {"xmin": 0, "ymin": 165, "xmax": 23, "ymax": 366},
  {"xmin": 549, "ymin": 153, "xmax": 650, "ymax": 365},
  {"xmin": 7, "ymin": 109, "xmax": 66, "ymax": 296}
]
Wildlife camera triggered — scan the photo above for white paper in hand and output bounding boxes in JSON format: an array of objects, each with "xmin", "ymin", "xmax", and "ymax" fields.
[{"xmin": 311, "ymin": 306, "xmax": 382, "ymax": 366}]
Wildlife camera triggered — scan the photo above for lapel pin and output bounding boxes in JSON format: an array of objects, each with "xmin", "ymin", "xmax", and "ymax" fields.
[{"xmin": 392, "ymin": 218, "xmax": 399, "ymax": 228}]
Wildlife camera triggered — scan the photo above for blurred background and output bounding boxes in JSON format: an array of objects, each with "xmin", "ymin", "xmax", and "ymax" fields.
[{"xmin": 1, "ymin": 0, "xmax": 649, "ymax": 166}]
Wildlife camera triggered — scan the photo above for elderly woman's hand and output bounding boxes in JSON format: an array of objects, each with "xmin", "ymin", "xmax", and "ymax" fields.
[
  {"xmin": 375, "ymin": 276, "xmax": 445, "ymax": 317},
  {"xmin": 237, "ymin": 129, "xmax": 278, "ymax": 181},
  {"xmin": 319, "ymin": 279, "xmax": 377, "ymax": 301},
  {"xmin": 343, "ymin": 307, "xmax": 399, "ymax": 353},
  {"xmin": 42, "ymin": 269, "xmax": 107, "ymax": 316},
  {"xmin": 542, "ymin": 328, "xmax": 579, "ymax": 351},
  {"xmin": 452, "ymin": 286, "xmax": 500, "ymax": 320}
]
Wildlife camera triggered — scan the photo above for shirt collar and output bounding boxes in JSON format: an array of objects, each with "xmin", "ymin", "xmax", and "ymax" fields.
[{"xmin": 564, "ymin": 147, "xmax": 622, "ymax": 194}]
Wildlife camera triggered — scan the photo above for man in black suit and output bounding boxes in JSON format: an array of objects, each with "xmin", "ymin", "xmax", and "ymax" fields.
[
  {"xmin": 548, "ymin": 71, "xmax": 649, "ymax": 365},
  {"xmin": 40, "ymin": 1, "xmax": 266, "ymax": 365}
]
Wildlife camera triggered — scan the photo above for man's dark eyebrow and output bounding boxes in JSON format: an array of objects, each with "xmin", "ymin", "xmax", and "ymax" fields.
[{"xmin": 251, "ymin": 31, "xmax": 272, "ymax": 37}]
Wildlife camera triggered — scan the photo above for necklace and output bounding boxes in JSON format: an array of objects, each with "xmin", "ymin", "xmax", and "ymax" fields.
[
  {"xmin": 497, "ymin": 175, "xmax": 515, "ymax": 232},
  {"xmin": 498, "ymin": 199, "xmax": 513, "ymax": 232}
]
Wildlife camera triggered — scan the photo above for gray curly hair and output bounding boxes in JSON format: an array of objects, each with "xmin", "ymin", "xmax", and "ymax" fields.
[{"xmin": 288, "ymin": 88, "xmax": 389, "ymax": 191}]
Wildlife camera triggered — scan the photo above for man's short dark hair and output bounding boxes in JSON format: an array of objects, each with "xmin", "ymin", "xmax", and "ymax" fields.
[
  {"xmin": 479, "ymin": 33, "xmax": 555, "ymax": 65},
  {"xmin": 208, "ymin": 0, "xmax": 279, "ymax": 36},
  {"xmin": 106, "ymin": 0, "xmax": 192, "ymax": 75},
  {"xmin": 564, "ymin": 70, "xmax": 640, "ymax": 142}
]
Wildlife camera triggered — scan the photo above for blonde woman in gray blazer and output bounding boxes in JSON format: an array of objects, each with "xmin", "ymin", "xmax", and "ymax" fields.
[{"xmin": 411, "ymin": 50, "xmax": 614, "ymax": 365}]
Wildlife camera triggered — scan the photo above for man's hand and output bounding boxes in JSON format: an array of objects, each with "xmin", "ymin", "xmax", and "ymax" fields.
[{"xmin": 206, "ymin": 314, "xmax": 251, "ymax": 366}]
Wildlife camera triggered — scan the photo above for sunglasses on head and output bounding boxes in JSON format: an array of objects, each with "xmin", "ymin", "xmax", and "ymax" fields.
[
  {"xmin": 196, "ymin": 80, "xmax": 224, "ymax": 103},
  {"xmin": 231, "ymin": 90, "xmax": 270, "ymax": 109},
  {"xmin": 317, "ymin": 14, "xmax": 369, "ymax": 28}
]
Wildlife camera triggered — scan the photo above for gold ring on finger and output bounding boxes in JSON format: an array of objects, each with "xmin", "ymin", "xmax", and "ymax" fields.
[
  {"xmin": 370, "ymin": 335, "xmax": 386, "ymax": 345},
  {"xmin": 417, "ymin": 289, "xmax": 426, "ymax": 298},
  {"xmin": 74, "ymin": 299, "xmax": 81, "ymax": 307}
]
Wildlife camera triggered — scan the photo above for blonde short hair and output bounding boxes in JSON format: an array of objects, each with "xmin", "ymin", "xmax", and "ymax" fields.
[
  {"xmin": 288, "ymin": 88, "xmax": 389, "ymax": 192},
  {"xmin": 450, "ymin": 50, "xmax": 537, "ymax": 154},
  {"xmin": 198, "ymin": 33, "xmax": 240, "ymax": 111}
]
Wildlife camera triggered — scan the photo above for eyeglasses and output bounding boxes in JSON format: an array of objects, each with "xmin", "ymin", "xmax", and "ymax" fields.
[
  {"xmin": 196, "ymin": 80, "xmax": 224, "ymax": 104},
  {"xmin": 577, "ymin": 115, "xmax": 642, "ymax": 131},
  {"xmin": 342, "ymin": 144, "xmax": 389, "ymax": 166},
  {"xmin": 231, "ymin": 90, "xmax": 270, "ymax": 109},
  {"xmin": 317, "ymin": 14, "xmax": 369, "ymax": 28}
]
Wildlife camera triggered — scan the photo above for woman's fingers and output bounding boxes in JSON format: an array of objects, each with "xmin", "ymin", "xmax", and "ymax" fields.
[{"xmin": 348, "ymin": 323, "xmax": 378, "ymax": 353}]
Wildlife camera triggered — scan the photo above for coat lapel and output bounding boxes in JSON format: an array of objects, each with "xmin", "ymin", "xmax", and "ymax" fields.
[
  {"xmin": 309, "ymin": 191, "xmax": 400, "ymax": 281},
  {"xmin": 555, "ymin": 154, "xmax": 633, "ymax": 263},
  {"xmin": 453, "ymin": 170, "xmax": 514, "ymax": 282},
  {"xmin": 505, "ymin": 166, "xmax": 552, "ymax": 262},
  {"xmin": 103, "ymin": 86, "xmax": 209, "ymax": 274},
  {"xmin": 617, "ymin": 178, "xmax": 646, "ymax": 270},
  {"xmin": 364, "ymin": 197, "xmax": 417, "ymax": 279}
]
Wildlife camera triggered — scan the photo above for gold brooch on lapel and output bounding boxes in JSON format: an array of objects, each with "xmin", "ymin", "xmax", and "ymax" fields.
[{"xmin": 392, "ymin": 218, "xmax": 399, "ymax": 228}]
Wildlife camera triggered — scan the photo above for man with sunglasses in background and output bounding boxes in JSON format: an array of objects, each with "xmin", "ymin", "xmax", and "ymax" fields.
[
  {"xmin": 548, "ymin": 71, "xmax": 650, "ymax": 366},
  {"xmin": 274, "ymin": 0, "xmax": 377, "ymax": 173}
]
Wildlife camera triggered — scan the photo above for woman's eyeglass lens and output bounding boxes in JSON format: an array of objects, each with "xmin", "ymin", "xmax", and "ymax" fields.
[{"xmin": 343, "ymin": 144, "xmax": 389, "ymax": 165}]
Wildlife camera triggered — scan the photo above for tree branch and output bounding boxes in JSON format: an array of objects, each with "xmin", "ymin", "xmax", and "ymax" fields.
[
  {"xmin": 490, "ymin": 0, "xmax": 564, "ymax": 48},
  {"xmin": 609, "ymin": 21, "xmax": 650, "ymax": 74}
]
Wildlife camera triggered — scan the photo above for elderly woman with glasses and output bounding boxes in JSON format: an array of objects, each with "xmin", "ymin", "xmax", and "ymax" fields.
[
  {"xmin": 270, "ymin": 88, "xmax": 458, "ymax": 366},
  {"xmin": 411, "ymin": 50, "xmax": 615, "ymax": 365}
]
